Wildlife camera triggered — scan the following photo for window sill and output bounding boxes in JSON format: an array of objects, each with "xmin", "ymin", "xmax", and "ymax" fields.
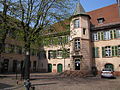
[
  {"xmin": 102, "ymin": 56, "xmax": 112, "ymax": 58},
  {"xmin": 92, "ymin": 37, "xmax": 120, "ymax": 42},
  {"xmin": 92, "ymin": 57, "xmax": 99, "ymax": 58},
  {"xmin": 56, "ymin": 57, "xmax": 62, "ymax": 59}
]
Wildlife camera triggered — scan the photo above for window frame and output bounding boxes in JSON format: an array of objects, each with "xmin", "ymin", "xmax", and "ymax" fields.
[
  {"xmin": 74, "ymin": 38, "xmax": 80, "ymax": 51},
  {"xmin": 104, "ymin": 31, "xmax": 111, "ymax": 40},
  {"xmin": 97, "ymin": 18, "xmax": 105, "ymax": 24},
  {"xmin": 74, "ymin": 19, "xmax": 80, "ymax": 28},
  {"xmin": 57, "ymin": 50, "xmax": 62, "ymax": 58},
  {"xmin": 105, "ymin": 46, "xmax": 112, "ymax": 57},
  {"xmin": 92, "ymin": 33, "xmax": 98, "ymax": 41}
]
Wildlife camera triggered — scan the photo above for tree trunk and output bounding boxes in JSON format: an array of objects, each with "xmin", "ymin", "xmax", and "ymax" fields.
[{"xmin": 23, "ymin": 42, "xmax": 31, "ymax": 80}]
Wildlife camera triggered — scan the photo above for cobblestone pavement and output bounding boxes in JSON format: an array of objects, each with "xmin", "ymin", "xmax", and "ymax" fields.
[{"xmin": 0, "ymin": 73, "xmax": 120, "ymax": 90}]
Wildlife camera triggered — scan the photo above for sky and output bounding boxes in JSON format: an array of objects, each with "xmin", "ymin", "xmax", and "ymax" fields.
[{"xmin": 79, "ymin": 0, "xmax": 117, "ymax": 12}]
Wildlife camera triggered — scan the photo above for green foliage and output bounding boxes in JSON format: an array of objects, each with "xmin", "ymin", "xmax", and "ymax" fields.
[
  {"xmin": 42, "ymin": 35, "xmax": 69, "ymax": 46},
  {"xmin": 48, "ymin": 49, "xmax": 70, "ymax": 59}
]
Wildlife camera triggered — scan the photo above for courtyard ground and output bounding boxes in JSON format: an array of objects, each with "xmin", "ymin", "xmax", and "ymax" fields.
[{"xmin": 0, "ymin": 73, "xmax": 120, "ymax": 90}]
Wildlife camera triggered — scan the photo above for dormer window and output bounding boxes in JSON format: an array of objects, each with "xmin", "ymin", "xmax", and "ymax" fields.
[
  {"xmin": 74, "ymin": 19, "xmax": 80, "ymax": 28},
  {"xmin": 97, "ymin": 17, "xmax": 105, "ymax": 24}
]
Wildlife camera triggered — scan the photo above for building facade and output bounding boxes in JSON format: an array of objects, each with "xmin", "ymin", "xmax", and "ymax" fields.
[
  {"xmin": 0, "ymin": 2, "xmax": 120, "ymax": 75},
  {"xmin": 38, "ymin": 3, "xmax": 120, "ymax": 75}
]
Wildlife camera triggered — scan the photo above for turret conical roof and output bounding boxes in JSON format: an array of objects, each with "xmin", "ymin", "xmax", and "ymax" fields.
[{"xmin": 73, "ymin": 2, "xmax": 86, "ymax": 15}]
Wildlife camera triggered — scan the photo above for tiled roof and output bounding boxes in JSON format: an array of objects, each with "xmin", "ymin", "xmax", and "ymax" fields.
[
  {"xmin": 73, "ymin": 2, "xmax": 86, "ymax": 15},
  {"xmin": 87, "ymin": 4, "xmax": 120, "ymax": 27}
]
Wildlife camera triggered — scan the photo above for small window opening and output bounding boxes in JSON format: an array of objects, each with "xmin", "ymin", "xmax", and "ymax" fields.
[
  {"xmin": 83, "ymin": 28, "xmax": 86, "ymax": 35},
  {"xmin": 97, "ymin": 17, "xmax": 105, "ymax": 24}
]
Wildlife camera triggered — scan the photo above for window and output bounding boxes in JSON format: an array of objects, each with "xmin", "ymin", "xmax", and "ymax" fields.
[
  {"xmin": 112, "ymin": 46, "xmax": 118, "ymax": 56},
  {"xmin": 116, "ymin": 30, "xmax": 120, "ymax": 38},
  {"xmin": 48, "ymin": 50, "xmax": 56, "ymax": 59},
  {"xmin": 105, "ymin": 46, "xmax": 111, "ymax": 57},
  {"xmin": 83, "ymin": 28, "xmax": 86, "ymax": 35},
  {"xmin": 92, "ymin": 33, "xmax": 98, "ymax": 41},
  {"xmin": 74, "ymin": 38, "xmax": 80, "ymax": 50},
  {"xmin": 102, "ymin": 46, "xmax": 111, "ymax": 57},
  {"xmin": 118, "ymin": 46, "xmax": 120, "ymax": 56},
  {"xmin": 62, "ymin": 36, "xmax": 69, "ymax": 44},
  {"xmin": 105, "ymin": 64, "xmax": 114, "ymax": 71},
  {"xmin": 92, "ymin": 47, "xmax": 99, "ymax": 58},
  {"xmin": 3, "ymin": 59, "xmax": 9, "ymax": 72},
  {"xmin": 57, "ymin": 50, "xmax": 62, "ymax": 58},
  {"xmin": 104, "ymin": 31, "xmax": 111, "ymax": 40},
  {"xmin": 58, "ymin": 37, "xmax": 62, "ymax": 45},
  {"xmin": 39, "ymin": 51, "xmax": 46, "ymax": 59},
  {"xmin": 74, "ymin": 19, "xmax": 80, "ymax": 28},
  {"xmin": 97, "ymin": 17, "xmax": 105, "ymax": 24}
]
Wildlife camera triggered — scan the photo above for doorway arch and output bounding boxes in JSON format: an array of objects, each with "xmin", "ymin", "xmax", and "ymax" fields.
[
  {"xmin": 48, "ymin": 64, "xmax": 52, "ymax": 72},
  {"xmin": 104, "ymin": 63, "xmax": 114, "ymax": 71},
  {"xmin": 57, "ymin": 64, "xmax": 63, "ymax": 73},
  {"xmin": 75, "ymin": 59, "xmax": 80, "ymax": 70}
]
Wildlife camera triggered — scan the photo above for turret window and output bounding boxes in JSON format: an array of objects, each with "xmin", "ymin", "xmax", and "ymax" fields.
[
  {"xmin": 74, "ymin": 19, "xmax": 80, "ymax": 28},
  {"xmin": 74, "ymin": 38, "xmax": 80, "ymax": 50},
  {"xmin": 83, "ymin": 28, "xmax": 86, "ymax": 35}
]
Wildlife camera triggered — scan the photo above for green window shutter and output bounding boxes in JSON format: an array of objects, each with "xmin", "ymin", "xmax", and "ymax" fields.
[
  {"xmin": 114, "ymin": 30, "xmax": 116, "ymax": 38},
  {"xmin": 112, "ymin": 46, "xmax": 115, "ymax": 56},
  {"xmin": 98, "ymin": 32, "xmax": 101, "ymax": 40},
  {"xmin": 116, "ymin": 30, "xmax": 120, "ymax": 38},
  {"xmin": 110, "ymin": 30, "xmax": 113, "ymax": 39},
  {"xmin": 101, "ymin": 32, "xmax": 104, "ymax": 40},
  {"xmin": 102, "ymin": 47, "xmax": 105, "ymax": 57},
  {"xmin": 96, "ymin": 47, "xmax": 99, "ymax": 58},
  {"xmin": 115, "ymin": 46, "xmax": 118, "ymax": 56}
]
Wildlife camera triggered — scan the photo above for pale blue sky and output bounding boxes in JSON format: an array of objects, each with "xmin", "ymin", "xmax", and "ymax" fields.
[{"xmin": 79, "ymin": 0, "xmax": 117, "ymax": 12}]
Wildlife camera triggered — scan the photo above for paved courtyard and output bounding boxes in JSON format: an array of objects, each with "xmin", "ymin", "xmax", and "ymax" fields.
[{"xmin": 0, "ymin": 73, "xmax": 120, "ymax": 90}]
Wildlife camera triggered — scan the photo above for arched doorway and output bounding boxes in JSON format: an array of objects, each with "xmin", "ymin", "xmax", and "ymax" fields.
[
  {"xmin": 104, "ymin": 63, "xmax": 114, "ymax": 70},
  {"xmin": 57, "ymin": 64, "xmax": 63, "ymax": 73},
  {"xmin": 75, "ymin": 59, "xmax": 80, "ymax": 70},
  {"xmin": 48, "ymin": 64, "xmax": 52, "ymax": 72}
]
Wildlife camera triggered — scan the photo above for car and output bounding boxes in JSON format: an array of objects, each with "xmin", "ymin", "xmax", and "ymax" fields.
[{"xmin": 101, "ymin": 68, "xmax": 115, "ymax": 78}]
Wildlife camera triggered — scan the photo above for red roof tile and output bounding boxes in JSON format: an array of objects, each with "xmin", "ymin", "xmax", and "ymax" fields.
[{"xmin": 87, "ymin": 4, "xmax": 120, "ymax": 27}]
